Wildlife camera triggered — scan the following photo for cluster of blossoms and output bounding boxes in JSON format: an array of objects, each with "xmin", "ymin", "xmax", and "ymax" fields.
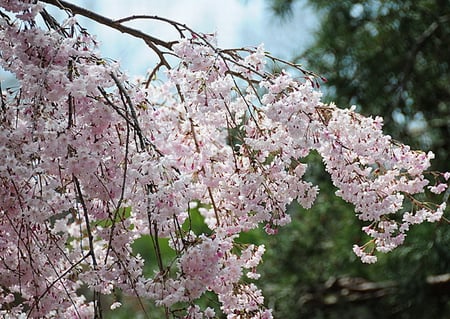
[{"xmin": 0, "ymin": 0, "xmax": 448, "ymax": 318}]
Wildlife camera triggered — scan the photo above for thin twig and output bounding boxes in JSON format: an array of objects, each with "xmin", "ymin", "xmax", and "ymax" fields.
[
  {"xmin": 72, "ymin": 175, "xmax": 103, "ymax": 318},
  {"xmin": 110, "ymin": 72, "xmax": 147, "ymax": 150},
  {"xmin": 28, "ymin": 253, "xmax": 90, "ymax": 318},
  {"xmin": 104, "ymin": 108, "xmax": 130, "ymax": 263}
]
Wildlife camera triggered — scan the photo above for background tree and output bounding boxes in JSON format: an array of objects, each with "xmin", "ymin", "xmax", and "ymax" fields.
[
  {"xmin": 261, "ymin": 0, "xmax": 450, "ymax": 318},
  {"xmin": 270, "ymin": 0, "xmax": 450, "ymax": 170}
]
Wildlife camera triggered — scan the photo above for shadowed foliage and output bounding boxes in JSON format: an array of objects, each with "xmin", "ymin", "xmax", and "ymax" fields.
[{"xmin": 261, "ymin": 1, "xmax": 450, "ymax": 318}]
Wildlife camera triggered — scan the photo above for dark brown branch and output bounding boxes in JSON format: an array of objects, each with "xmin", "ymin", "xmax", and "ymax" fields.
[
  {"xmin": 113, "ymin": 15, "xmax": 186, "ymax": 39},
  {"xmin": 72, "ymin": 174, "xmax": 103, "ymax": 318},
  {"xmin": 97, "ymin": 88, "xmax": 135, "ymax": 128},
  {"xmin": 110, "ymin": 73, "xmax": 146, "ymax": 150},
  {"xmin": 303, "ymin": 274, "xmax": 450, "ymax": 306},
  {"xmin": 73, "ymin": 175, "xmax": 97, "ymax": 267},
  {"xmin": 40, "ymin": 0, "xmax": 175, "ymax": 51},
  {"xmin": 28, "ymin": 253, "xmax": 91, "ymax": 317},
  {"xmin": 400, "ymin": 14, "xmax": 450, "ymax": 89},
  {"xmin": 104, "ymin": 100, "xmax": 131, "ymax": 264},
  {"xmin": 96, "ymin": 86, "xmax": 164, "ymax": 157}
]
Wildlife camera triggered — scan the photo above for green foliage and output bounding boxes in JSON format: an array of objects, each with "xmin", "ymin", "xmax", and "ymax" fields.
[
  {"xmin": 104, "ymin": 205, "xmax": 221, "ymax": 318},
  {"xmin": 259, "ymin": 153, "xmax": 450, "ymax": 318},
  {"xmin": 260, "ymin": 153, "xmax": 371, "ymax": 318},
  {"xmin": 260, "ymin": 0, "xmax": 450, "ymax": 317},
  {"xmin": 92, "ymin": 206, "xmax": 132, "ymax": 229},
  {"xmin": 271, "ymin": 0, "xmax": 450, "ymax": 171},
  {"xmin": 269, "ymin": 0, "xmax": 296, "ymax": 18}
]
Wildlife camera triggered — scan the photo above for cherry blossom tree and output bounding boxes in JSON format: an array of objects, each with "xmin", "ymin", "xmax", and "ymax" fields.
[{"xmin": 0, "ymin": 1, "xmax": 448, "ymax": 318}]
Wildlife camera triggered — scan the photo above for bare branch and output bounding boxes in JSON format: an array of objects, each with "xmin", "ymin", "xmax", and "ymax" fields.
[{"xmin": 40, "ymin": 0, "xmax": 175, "ymax": 52}]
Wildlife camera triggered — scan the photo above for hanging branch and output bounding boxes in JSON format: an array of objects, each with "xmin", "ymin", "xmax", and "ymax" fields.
[
  {"xmin": 109, "ymin": 73, "xmax": 146, "ymax": 150},
  {"xmin": 72, "ymin": 175, "xmax": 103, "ymax": 318}
]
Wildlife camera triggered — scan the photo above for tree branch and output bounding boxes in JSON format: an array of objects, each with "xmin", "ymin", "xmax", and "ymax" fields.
[
  {"xmin": 400, "ymin": 14, "xmax": 450, "ymax": 89},
  {"xmin": 40, "ymin": 0, "xmax": 175, "ymax": 51},
  {"xmin": 304, "ymin": 274, "xmax": 450, "ymax": 306}
]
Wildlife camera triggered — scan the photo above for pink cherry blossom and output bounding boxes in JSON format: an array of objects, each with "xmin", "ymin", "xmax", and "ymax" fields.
[
  {"xmin": 0, "ymin": 1, "xmax": 447, "ymax": 318},
  {"xmin": 429, "ymin": 183, "xmax": 448, "ymax": 194}
]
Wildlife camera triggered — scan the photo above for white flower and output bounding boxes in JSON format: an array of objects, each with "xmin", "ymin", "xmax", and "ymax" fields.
[{"xmin": 110, "ymin": 302, "xmax": 122, "ymax": 310}]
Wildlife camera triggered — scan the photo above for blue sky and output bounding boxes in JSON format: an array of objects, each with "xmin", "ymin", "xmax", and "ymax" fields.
[{"xmin": 66, "ymin": 0, "xmax": 318, "ymax": 76}]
